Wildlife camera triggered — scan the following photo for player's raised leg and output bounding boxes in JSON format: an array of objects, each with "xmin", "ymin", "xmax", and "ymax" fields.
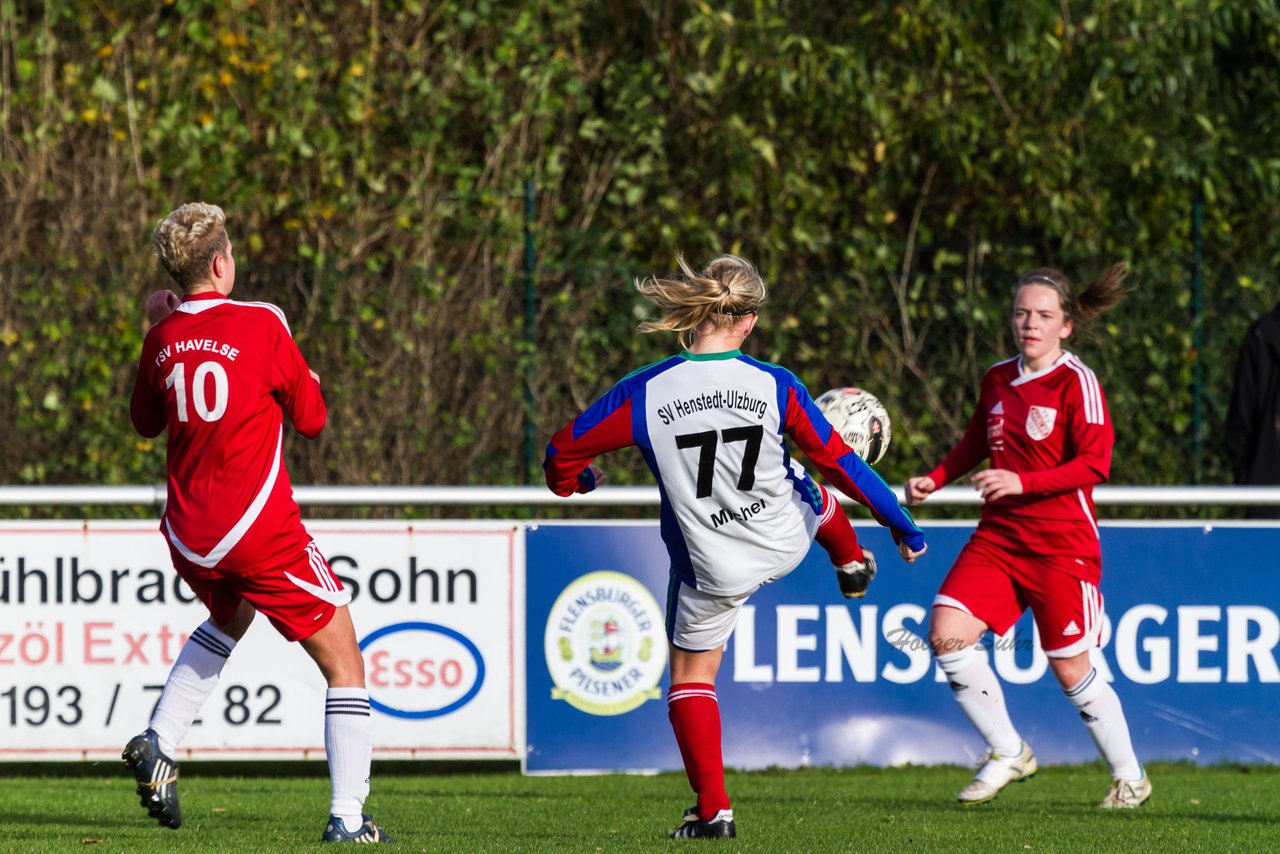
[{"xmin": 813, "ymin": 485, "xmax": 879, "ymax": 598}]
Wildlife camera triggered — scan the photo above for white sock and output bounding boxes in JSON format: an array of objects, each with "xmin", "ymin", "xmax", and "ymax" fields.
[
  {"xmin": 325, "ymin": 687, "xmax": 373, "ymax": 830},
  {"xmin": 1064, "ymin": 668, "xmax": 1143, "ymax": 780},
  {"xmin": 149, "ymin": 621, "xmax": 236, "ymax": 755},
  {"xmin": 935, "ymin": 646, "xmax": 1022, "ymax": 757}
]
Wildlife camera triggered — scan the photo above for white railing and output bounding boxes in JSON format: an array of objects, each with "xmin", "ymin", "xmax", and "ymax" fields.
[{"xmin": 1, "ymin": 484, "xmax": 1279, "ymax": 508}]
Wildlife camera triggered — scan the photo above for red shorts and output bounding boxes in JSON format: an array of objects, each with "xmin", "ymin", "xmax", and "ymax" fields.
[
  {"xmin": 934, "ymin": 539, "xmax": 1104, "ymax": 658},
  {"xmin": 168, "ymin": 538, "xmax": 350, "ymax": 642}
]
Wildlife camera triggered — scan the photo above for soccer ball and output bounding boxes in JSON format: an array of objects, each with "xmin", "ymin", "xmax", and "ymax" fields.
[{"xmin": 814, "ymin": 387, "xmax": 892, "ymax": 465}]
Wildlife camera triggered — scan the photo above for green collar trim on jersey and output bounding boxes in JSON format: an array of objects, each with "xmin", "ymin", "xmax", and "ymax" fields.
[{"xmin": 680, "ymin": 349, "xmax": 742, "ymax": 361}]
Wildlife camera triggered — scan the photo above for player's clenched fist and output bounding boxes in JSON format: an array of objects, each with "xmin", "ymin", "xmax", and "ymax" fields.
[
  {"xmin": 576, "ymin": 464, "xmax": 607, "ymax": 494},
  {"xmin": 904, "ymin": 475, "xmax": 936, "ymax": 505},
  {"xmin": 898, "ymin": 541, "xmax": 927, "ymax": 563},
  {"xmin": 146, "ymin": 289, "xmax": 181, "ymax": 324}
]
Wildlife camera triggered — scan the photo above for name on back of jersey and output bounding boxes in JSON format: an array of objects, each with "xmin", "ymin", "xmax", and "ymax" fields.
[
  {"xmin": 656, "ymin": 388, "xmax": 768, "ymax": 425},
  {"xmin": 154, "ymin": 338, "xmax": 242, "ymax": 368},
  {"xmin": 709, "ymin": 497, "xmax": 768, "ymax": 529}
]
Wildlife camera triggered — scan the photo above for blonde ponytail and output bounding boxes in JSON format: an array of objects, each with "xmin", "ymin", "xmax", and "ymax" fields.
[{"xmin": 636, "ymin": 254, "xmax": 766, "ymax": 349}]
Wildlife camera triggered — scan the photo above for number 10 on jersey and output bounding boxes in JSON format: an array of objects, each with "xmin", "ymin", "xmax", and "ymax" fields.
[{"xmin": 164, "ymin": 360, "xmax": 229, "ymax": 422}]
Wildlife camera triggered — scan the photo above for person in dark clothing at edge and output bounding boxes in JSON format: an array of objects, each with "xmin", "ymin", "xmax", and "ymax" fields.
[{"xmin": 1226, "ymin": 302, "xmax": 1280, "ymax": 519}]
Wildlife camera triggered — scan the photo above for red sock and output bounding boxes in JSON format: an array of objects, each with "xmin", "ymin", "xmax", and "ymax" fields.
[
  {"xmin": 814, "ymin": 484, "xmax": 862, "ymax": 566},
  {"xmin": 667, "ymin": 683, "xmax": 730, "ymax": 820}
]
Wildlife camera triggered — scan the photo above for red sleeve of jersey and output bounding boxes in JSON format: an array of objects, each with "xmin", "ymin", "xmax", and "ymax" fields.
[
  {"xmin": 926, "ymin": 397, "xmax": 989, "ymax": 487},
  {"xmin": 543, "ymin": 385, "xmax": 636, "ymax": 497},
  {"xmin": 1019, "ymin": 374, "xmax": 1112, "ymax": 495},
  {"xmin": 270, "ymin": 321, "xmax": 326, "ymax": 439},
  {"xmin": 129, "ymin": 334, "xmax": 165, "ymax": 438}
]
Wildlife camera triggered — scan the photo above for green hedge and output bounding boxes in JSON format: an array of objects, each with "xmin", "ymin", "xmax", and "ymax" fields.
[{"xmin": 2, "ymin": 0, "xmax": 1279, "ymax": 514}]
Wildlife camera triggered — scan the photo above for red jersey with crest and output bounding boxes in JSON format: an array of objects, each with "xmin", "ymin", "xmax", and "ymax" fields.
[
  {"xmin": 129, "ymin": 291, "xmax": 325, "ymax": 573},
  {"xmin": 925, "ymin": 352, "xmax": 1112, "ymax": 573}
]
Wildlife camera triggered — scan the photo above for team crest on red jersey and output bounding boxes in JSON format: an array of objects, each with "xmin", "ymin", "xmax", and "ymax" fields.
[{"xmin": 1026, "ymin": 405, "xmax": 1057, "ymax": 441}]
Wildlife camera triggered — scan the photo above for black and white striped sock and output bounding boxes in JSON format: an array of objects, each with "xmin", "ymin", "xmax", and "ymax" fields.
[
  {"xmin": 150, "ymin": 621, "xmax": 236, "ymax": 755},
  {"xmin": 325, "ymin": 687, "xmax": 373, "ymax": 832}
]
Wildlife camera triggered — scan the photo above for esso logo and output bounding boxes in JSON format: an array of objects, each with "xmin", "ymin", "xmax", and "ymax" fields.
[{"xmin": 359, "ymin": 622, "xmax": 485, "ymax": 719}]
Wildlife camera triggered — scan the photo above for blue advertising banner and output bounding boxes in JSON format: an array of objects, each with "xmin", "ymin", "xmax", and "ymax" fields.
[{"xmin": 525, "ymin": 521, "xmax": 1280, "ymax": 773}]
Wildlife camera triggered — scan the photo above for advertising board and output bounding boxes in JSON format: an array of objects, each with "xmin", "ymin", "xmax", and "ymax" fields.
[
  {"xmin": 525, "ymin": 521, "xmax": 1280, "ymax": 772},
  {"xmin": 0, "ymin": 521, "xmax": 521, "ymax": 761}
]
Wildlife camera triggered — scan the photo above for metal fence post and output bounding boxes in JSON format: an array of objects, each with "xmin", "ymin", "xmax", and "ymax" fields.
[
  {"xmin": 523, "ymin": 178, "xmax": 537, "ymax": 484},
  {"xmin": 1192, "ymin": 196, "xmax": 1204, "ymax": 484}
]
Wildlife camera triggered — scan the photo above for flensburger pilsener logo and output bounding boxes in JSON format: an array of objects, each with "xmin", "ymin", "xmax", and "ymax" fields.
[{"xmin": 545, "ymin": 571, "xmax": 667, "ymax": 715}]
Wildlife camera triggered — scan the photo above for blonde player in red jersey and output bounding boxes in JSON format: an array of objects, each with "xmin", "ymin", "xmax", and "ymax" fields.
[
  {"xmin": 125, "ymin": 203, "xmax": 393, "ymax": 843},
  {"xmin": 905, "ymin": 264, "xmax": 1151, "ymax": 809}
]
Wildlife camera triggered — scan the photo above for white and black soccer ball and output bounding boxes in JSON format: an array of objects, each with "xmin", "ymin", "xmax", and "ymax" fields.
[{"xmin": 814, "ymin": 387, "xmax": 892, "ymax": 466}]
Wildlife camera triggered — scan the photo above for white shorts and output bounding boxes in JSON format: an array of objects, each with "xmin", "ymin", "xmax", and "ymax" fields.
[{"xmin": 667, "ymin": 565, "xmax": 794, "ymax": 652}]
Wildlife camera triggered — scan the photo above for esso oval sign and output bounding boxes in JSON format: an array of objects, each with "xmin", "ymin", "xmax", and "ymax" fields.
[{"xmin": 359, "ymin": 622, "xmax": 485, "ymax": 719}]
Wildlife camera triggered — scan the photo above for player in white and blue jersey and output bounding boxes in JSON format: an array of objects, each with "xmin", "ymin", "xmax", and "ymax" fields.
[{"xmin": 545, "ymin": 254, "xmax": 926, "ymax": 840}]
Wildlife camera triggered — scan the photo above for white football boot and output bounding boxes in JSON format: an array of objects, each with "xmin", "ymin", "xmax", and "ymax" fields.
[
  {"xmin": 957, "ymin": 741, "xmax": 1037, "ymax": 805},
  {"xmin": 1099, "ymin": 772, "xmax": 1152, "ymax": 808}
]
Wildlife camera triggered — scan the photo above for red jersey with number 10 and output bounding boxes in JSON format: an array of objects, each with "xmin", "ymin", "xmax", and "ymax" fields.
[
  {"xmin": 129, "ymin": 291, "xmax": 325, "ymax": 573},
  {"xmin": 925, "ymin": 352, "xmax": 1112, "ymax": 568}
]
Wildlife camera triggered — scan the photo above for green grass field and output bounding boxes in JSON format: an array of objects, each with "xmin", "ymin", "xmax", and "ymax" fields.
[{"xmin": 1, "ymin": 762, "xmax": 1278, "ymax": 852}]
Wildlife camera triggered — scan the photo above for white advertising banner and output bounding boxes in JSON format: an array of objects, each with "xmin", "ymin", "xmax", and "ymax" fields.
[{"xmin": 0, "ymin": 520, "xmax": 523, "ymax": 761}]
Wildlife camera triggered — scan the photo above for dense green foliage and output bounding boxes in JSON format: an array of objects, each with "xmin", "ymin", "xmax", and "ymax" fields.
[
  {"xmin": 3, "ymin": 1, "xmax": 1279, "ymax": 503},
  {"xmin": 1, "ymin": 762, "xmax": 1278, "ymax": 850}
]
